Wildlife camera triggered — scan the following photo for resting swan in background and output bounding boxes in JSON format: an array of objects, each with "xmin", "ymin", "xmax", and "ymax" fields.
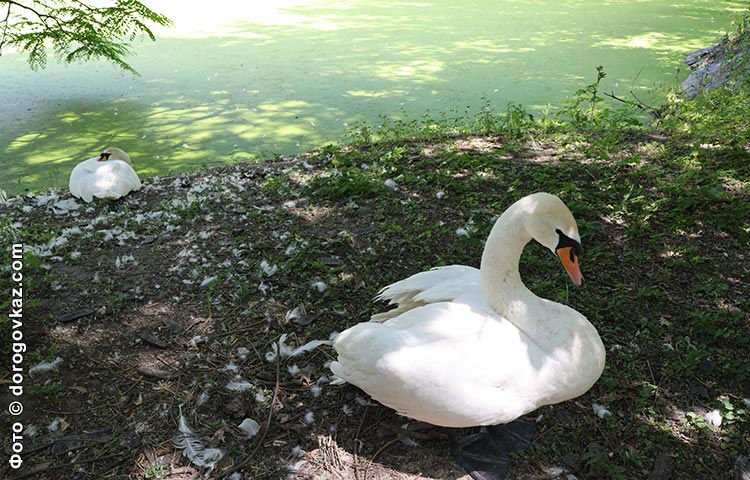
[
  {"xmin": 69, "ymin": 147, "xmax": 141, "ymax": 203},
  {"xmin": 331, "ymin": 192, "xmax": 605, "ymax": 479}
]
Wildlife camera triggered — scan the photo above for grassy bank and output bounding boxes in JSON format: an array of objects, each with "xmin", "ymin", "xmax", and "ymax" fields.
[{"xmin": 1, "ymin": 50, "xmax": 750, "ymax": 480}]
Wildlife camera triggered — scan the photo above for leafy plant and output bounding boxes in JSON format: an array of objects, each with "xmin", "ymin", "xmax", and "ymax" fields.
[{"xmin": 0, "ymin": 0, "xmax": 172, "ymax": 74}]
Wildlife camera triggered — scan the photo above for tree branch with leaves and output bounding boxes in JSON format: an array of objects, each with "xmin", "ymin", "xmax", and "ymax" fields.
[{"xmin": 0, "ymin": 0, "xmax": 172, "ymax": 75}]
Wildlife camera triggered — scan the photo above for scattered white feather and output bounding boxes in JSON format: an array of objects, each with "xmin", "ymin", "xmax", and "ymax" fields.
[
  {"xmin": 61, "ymin": 226, "xmax": 82, "ymax": 237},
  {"xmin": 188, "ymin": 335, "xmax": 208, "ymax": 347},
  {"xmin": 115, "ymin": 255, "xmax": 136, "ymax": 268},
  {"xmin": 303, "ymin": 411, "xmax": 315, "ymax": 424},
  {"xmin": 291, "ymin": 445, "xmax": 306, "ymax": 458},
  {"xmin": 435, "ymin": 191, "xmax": 446, "ymax": 199},
  {"xmin": 455, "ymin": 228, "xmax": 470, "ymax": 237},
  {"xmin": 196, "ymin": 392, "xmax": 210, "ymax": 406},
  {"xmin": 592, "ymin": 403, "xmax": 612, "ymax": 419},
  {"xmin": 23, "ymin": 424, "xmax": 39, "ymax": 438},
  {"xmin": 238, "ymin": 418, "xmax": 261, "ymax": 439},
  {"xmin": 310, "ymin": 385, "xmax": 322, "ymax": 398},
  {"xmin": 174, "ymin": 414, "xmax": 224, "ymax": 468},
  {"xmin": 219, "ymin": 362, "xmax": 239, "ymax": 373},
  {"xmin": 47, "ymin": 418, "xmax": 64, "ymax": 432},
  {"xmin": 311, "ymin": 281, "xmax": 327, "ymax": 292},
  {"xmin": 705, "ymin": 409, "xmax": 722, "ymax": 427},
  {"xmin": 255, "ymin": 391, "xmax": 268, "ymax": 403},
  {"xmin": 285, "ymin": 306, "xmax": 305, "ymax": 323},
  {"xmin": 287, "ymin": 460, "xmax": 308, "ymax": 475},
  {"xmin": 260, "ymin": 260, "xmax": 278, "ymax": 276},
  {"xmin": 237, "ymin": 347, "xmax": 250, "ymax": 360},
  {"xmin": 226, "ymin": 473, "xmax": 243, "ymax": 480},
  {"xmin": 226, "ymin": 380, "xmax": 254, "ymax": 392},
  {"xmin": 288, "ymin": 364, "xmax": 301, "ymax": 375},
  {"xmin": 354, "ymin": 396, "xmax": 371, "ymax": 406},
  {"xmin": 743, "ymin": 398, "xmax": 750, "ymax": 408},
  {"xmin": 384, "ymin": 178, "xmax": 398, "ymax": 189},
  {"xmin": 51, "ymin": 198, "xmax": 80, "ymax": 215},
  {"xmin": 29, "ymin": 357, "xmax": 63, "ymax": 376},
  {"xmin": 265, "ymin": 334, "xmax": 332, "ymax": 362},
  {"xmin": 400, "ymin": 437, "xmax": 419, "ymax": 447},
  {"xmin": 200, "ymin": 276, "xmax": 218, "ymax": 287}
]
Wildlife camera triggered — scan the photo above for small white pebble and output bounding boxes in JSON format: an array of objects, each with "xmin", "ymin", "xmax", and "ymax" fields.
[
  {"xmin": 311, "ymin": 281, "xmax": 327, "ymax": 292},
  {"xmin": 743, "ymin": 398, "xmax": 750, "ymax": 408},
  {"xmin": 436, "ymin": 191, "xmax": 446, "ymax": 199}
]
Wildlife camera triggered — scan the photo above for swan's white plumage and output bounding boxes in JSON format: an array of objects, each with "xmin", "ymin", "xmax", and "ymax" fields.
[
  {"xmin": 331, "ymin": 193, "xmax": 605, "ymax": 428},
  {"xmin": 69, "ymin": 147, "xmax": 141, "ymax": 202}
]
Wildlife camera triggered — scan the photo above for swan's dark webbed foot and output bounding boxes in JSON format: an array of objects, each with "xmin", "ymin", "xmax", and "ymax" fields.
[{"xmin": 452, "ymin": 419, "xmax": 536, "ymax": 480}]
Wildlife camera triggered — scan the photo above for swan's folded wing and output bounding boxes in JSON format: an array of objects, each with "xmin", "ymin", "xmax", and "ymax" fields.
[{"xmin": 372, "ymin": 265, "xmax": 481, "ymax": 321}]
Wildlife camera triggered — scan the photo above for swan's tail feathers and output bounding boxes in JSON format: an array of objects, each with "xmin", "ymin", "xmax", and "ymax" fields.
[{"xmin": 453, "ymin": 419, "xmax": 536, "ymax": 480}]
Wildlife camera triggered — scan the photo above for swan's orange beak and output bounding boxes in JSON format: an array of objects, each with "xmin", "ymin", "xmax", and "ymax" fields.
[{"xmin": 557, "ymin": 247, "xmax": 583, "ymax": 286}]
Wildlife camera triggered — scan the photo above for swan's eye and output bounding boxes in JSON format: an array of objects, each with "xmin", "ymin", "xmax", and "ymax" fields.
[{"xmin": 555, "ymin": 228, "xmax": 581, "ymax": 258}]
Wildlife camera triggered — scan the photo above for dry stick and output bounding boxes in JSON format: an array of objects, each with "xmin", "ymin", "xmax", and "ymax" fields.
[
  {"xmin": 352, "ymin": 406, "xmax": 369, "ymax": 480},
  {"xmin": 233, "ymin": 341, "xmax": 282, "ymax": 472},
  {"xmin": 364, "ymin": 437, "xmax": 401, "ymax": 480}
]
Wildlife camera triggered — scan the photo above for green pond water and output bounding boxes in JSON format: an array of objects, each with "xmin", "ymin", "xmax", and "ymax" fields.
[{"xmin": 1, "ymin": 0, "xmax": 746, "ymax": 196}]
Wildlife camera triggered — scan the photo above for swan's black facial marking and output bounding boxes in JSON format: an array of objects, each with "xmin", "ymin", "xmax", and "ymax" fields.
[
  {"xmin": 98, "ymin": 152, "xmax": 112, "ymax": 161},
  {"xmin": 555, "ymin": 228, "xmax": 581, "ymax": 262}
]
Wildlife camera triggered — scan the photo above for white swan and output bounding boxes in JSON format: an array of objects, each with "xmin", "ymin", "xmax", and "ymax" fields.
[
  {"xmin": 331, "ymin": 192, "xmax": 605, "ymax": 429},
  {"xmin": 69, "ymin": 147, "xmax": 141, "ymax": 203}
]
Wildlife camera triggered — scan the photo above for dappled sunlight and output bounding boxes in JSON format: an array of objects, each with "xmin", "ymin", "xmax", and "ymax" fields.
[
  {"xmin": 372, "ymin": 59, "xmax": 446, "ymax": 82},
  {"xmin": 594, "ymin": 32, "xmax": 698, "ymax": 53}
]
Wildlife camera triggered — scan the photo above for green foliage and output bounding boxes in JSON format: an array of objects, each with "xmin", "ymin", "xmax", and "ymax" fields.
[
  {"xmin": 306, "ymin": 167, "xmax": 388, "ymax": 201},
  {"xmin": 0, "ymin": 0, "xmax": 172, "ymax": 74}
]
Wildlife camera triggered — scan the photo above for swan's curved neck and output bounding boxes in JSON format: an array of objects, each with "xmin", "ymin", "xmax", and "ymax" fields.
[{"xmin": 480, "ymin": 206, "xmax": 536, "ymax": 318}]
